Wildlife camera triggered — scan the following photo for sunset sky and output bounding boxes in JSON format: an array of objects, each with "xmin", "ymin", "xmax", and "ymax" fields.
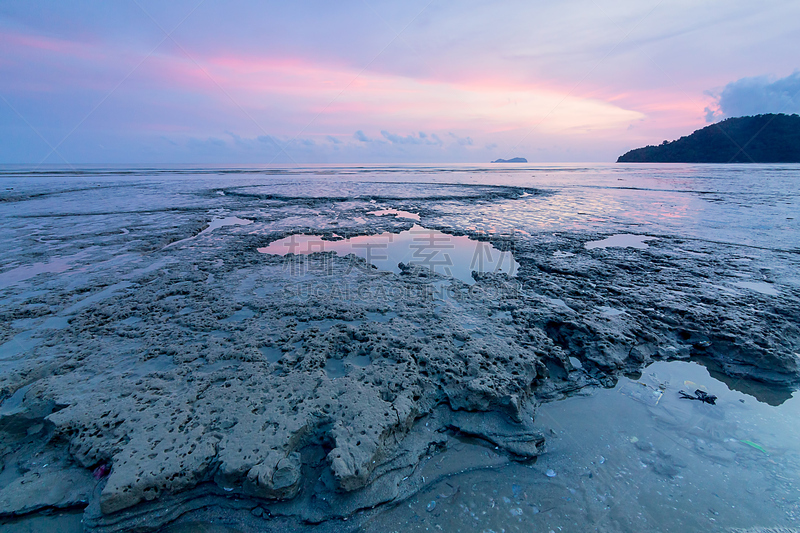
[{"xmin": 1, "ymin": 0, "xmax": 799, "ymax": 164}]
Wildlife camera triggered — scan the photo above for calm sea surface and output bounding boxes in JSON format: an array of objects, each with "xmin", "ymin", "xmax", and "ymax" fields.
[{"xmin": 2, "ymin": 163, "xmax": 799, "ymax": 249}]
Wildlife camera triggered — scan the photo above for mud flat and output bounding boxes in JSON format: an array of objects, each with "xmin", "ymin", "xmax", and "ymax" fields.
[{"xmin": 1, "ymin": 170, "xmax": 798, "ymax": 531}]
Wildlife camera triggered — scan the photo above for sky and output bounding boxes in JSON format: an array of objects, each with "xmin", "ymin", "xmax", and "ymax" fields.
[{"xmin": 1, "ymin": 0, "xmax": 799, "ymax": 164}]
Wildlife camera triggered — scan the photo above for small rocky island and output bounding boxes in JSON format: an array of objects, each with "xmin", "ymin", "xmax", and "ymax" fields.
[
  {"xmin": 618, "ymin": 113, "xmax": 800, "ymax": 163},
  {"xmin": 492, "ymin": 157, "xmax": 528, "ymax": 163}
]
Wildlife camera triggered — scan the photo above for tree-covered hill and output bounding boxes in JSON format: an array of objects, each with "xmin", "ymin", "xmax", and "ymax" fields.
[{"xmin": 617, "ymin": 114, "xmax": 800, "ymax": 163}]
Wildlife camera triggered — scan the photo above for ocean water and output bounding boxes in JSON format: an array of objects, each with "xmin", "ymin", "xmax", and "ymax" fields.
[
  {"xmin": 2, "ymin": 163, "xmax": 798, "ymax": 260},
  {"xmin": 1, "ymin": 163, "xmax": 799, "ymax": 532},
  {"xmin": 3, "ymin": 162, "xmax": 798, "ymax": 288},
  {"xmin": 3, "ymin": 162, "xmax": 798, "ymax": 298}
]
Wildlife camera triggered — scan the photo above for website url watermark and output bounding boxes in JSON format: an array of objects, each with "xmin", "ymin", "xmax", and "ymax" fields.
[{"xmin": 280, "ymin": 280, "xmax": 522, "ymax": 303}]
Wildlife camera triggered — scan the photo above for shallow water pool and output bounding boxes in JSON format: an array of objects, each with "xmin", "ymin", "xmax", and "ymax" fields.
[
  {"xmin": 258, "ymin": 224, "xmax": 518, "ymax": 285},
  {"xmin": 364, "ymin": 360, "xmax": 800, "ymax": 532}
]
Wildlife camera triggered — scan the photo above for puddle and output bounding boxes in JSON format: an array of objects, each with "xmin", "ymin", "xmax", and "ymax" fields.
[
  {"xmin": 365, "ymin": 311, "xmax": 397, "ymax": 323},
  {"xmin": 0, "ymin": 252, "xmax": 86, "ymax": 288},
  {"xmin": 597, "ymin": 305, "xmax": 626, "ymax": 317},
  {"xmin": 365, "ymin": 360, "xmax": 800, "ymax": 532},
  {"xmin": 546, "ymin": 297, "xmax": 574, "ymax": 312},
  {"xmin": 11, "ymin": 318, "xmax": 38, "ymax": 330},
  {"xmin": 258, "ymin": 346, "xmax": 283, "ymax": 364},
  {"xmin": 0, "ymin": 509, "xmax": 84, "ymax": 533},
  {"xmin": 618, "ymin": 380, "xmax": 663, "ymax": 406},
  {"xmin": 199, "ymin": 216, "xmax": 253, "ymax": 235},
  {"xmin": 584, "ymin": 234, "xmax": 657, "ymax": 250},
  {"xmin": 494, "ymin": 310, "xmax": 512, "ymax": 322},
  {"xmin": 258, "ymin": 224, "xmax": 518, "ymax": 285},
  {"xmin": 674, "ymin": 247, "xmax": 710, "ymax": 257},
  {"xmin": 195, "ymin": 360, "xmax": 240, "ymax": 374},
  {"xmin": 0, "ymin": 330, "xmax": 41, "ymax": 361},
  {"xmin": 350, "ymin": 354, "xmax": 371, "ymax": 367},
  {"xmin": 325, "ymin": 358, "xmax": 347, "ymax": 379},
  {"xmin": 123, "ymin": 353, "xmax": 174, "ymax": 377},
  {"xmin": 165, "ymin": 216, "xmax": 254, "ymax": 248},
  {"xmin": 61, "ymin": 282, "xmax": 131, "ymax": 315},
  {"xmin": 734, "ymin": 281, "xmax": 779, "ymax": 296},
  {"xmin": 159, "ymin": 522, "xmax": 242, "ymax": 533},
  {"xmin": 552, "ymin": 250, "xmax": 574, "ymax": 258},
  {"xmin": 367, "ymin": 209, "xmax": 421, "ymax": 221},
  {"xmin": 0, "ymin": 383, "xmax": 34, "ymax": 416},
  {"xmin": 296, "ymin": 319, "xmax": 342, "ymax": 332},
  {"xmin": 252, "ymin": 283, "xmax": 289, "ymax": 302},
  {"xmin": 4, "ymin": 314, "xmax": 67, "ymax": 335},
  {"xmin": 42, "ymin": 316, "xmax": 70, "ymax": 329},
  {"xmin": 220, "ymin": 308, "xmax": 255, "ymax": 323},
  {"xmin": 692, "ymin": 355, "xmax": 794, "ymax": 406},
  {"xmin": 708, "ymin": 283, "xmax": 740, "ymax": 295},
  {"xmin": 120, "ymin": 316, "xmax": 142, "ymax": 325},
  {"xmin": 121, "ymin": 257, "xmax": 177, "ymax": 280},
  {"xmin": 324, "ymin": 353, "xmax": 373, "ymax": 379}
]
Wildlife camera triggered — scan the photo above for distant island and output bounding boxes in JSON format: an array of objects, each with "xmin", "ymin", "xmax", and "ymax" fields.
[
  {"xmin": 492, "ymin": 157, "xmax": 528, "ymax": 163},
  {"xmin": 617, "ymin": 113, "xmax": 800, "ymax": 163}
]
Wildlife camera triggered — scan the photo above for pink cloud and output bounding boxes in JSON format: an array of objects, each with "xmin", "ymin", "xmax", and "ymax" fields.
[
  {"xmin": 0, "ymin": 29, "xmax": 699, "ymax": 147},
  {"xmin": 0, "ymin": 30, "xmax": 102, "ymax": 61},
  {"xmin": 124, "ymin": 50, "xmax": 647, "ymax": 137}
]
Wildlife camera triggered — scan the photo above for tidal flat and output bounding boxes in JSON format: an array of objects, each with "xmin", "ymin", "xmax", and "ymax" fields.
[{"xmin": 1, "ymin": 164, "xmax": 799, "ymax": 532}]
